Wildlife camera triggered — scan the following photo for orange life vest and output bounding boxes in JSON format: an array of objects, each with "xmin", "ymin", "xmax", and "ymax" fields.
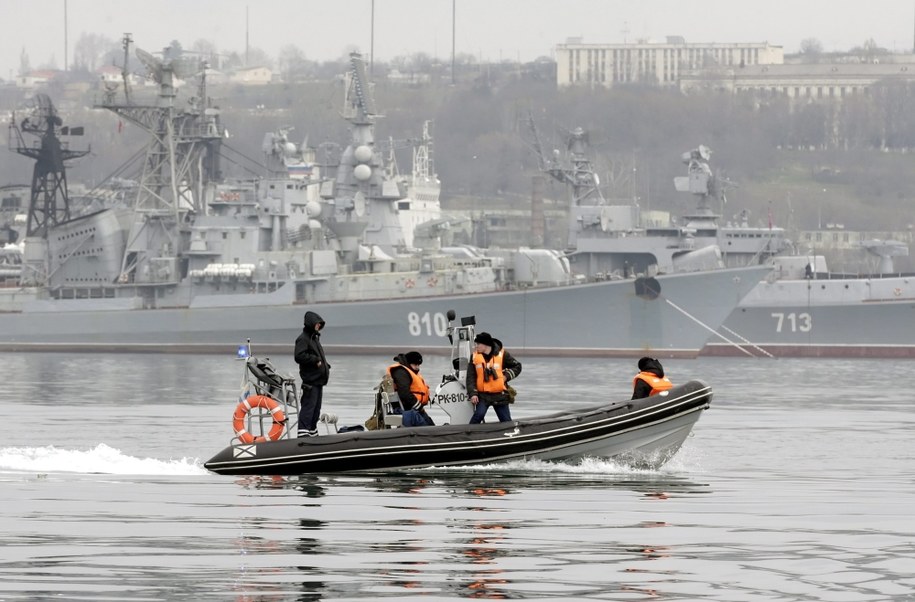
[
  {"xmin": 472, "ymin": 349, "xmax": 506, "ymax": 393},
  {"xmin": 633, "ymin": 371, "xmax": 673, "ymax": 396},
  {"xmin": 386, "ymin": 363, "xmax": 430, "ymax": 405}
]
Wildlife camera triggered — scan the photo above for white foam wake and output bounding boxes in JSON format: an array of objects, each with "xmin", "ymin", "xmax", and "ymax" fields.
[
  {"xmin": 428, "ymin": 456, "xmax": 685, "ymax": 474},
  {"xmin": 0, "ymin": 443, "xmax": 208, "ymax": 476}
]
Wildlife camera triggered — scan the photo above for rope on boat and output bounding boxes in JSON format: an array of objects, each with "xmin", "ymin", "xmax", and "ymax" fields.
[
  {"xmin": 319, "ymin": 412, "xmax": 339, "ymax": 435},
  {"xmin": 662, "ymin": 297, "xmax": 774, "ymax": 359}
]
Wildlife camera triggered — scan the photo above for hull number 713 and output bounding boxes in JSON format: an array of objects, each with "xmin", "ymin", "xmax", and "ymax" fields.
[{"xmin": 772, "ymin": 312, "xmax": 812, "ymax": 333}]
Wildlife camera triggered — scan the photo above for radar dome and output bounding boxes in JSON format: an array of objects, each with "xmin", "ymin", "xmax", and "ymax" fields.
[
  {"xmin": 354, "ymin": 145, "xmax": 373, "ymax": 163},
  {"xmin": 353, "ymin": 164, "xmax": 372, "ymax": 181},
  {"xmin": 305, "ymin": 200, "xmax": 322, "ymax": 218}
]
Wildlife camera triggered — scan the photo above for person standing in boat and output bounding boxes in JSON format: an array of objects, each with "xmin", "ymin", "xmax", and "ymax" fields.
[
  {"xmin": 294, "ymin": 311, "xmax": 330, "ymax": 437},
  {"xmin": 632, "ymin": 357, "xmax": 673, "ymax": 399},
  {"xmin": 467, "ymin": 332, "xmax": 522, "ymax": 424},
  {"xmin": 388, "ymin": 351, "xmax": 434, "ymax": 427}
]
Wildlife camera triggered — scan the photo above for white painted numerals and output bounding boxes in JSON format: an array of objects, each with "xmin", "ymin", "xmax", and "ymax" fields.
[
  {"xmin": 771, "ymin": 312, "xmax": 812, "ymax": 333},
  {"xmin": 407, "ymin": 311, "xmax": 449, "ymax": 337}
]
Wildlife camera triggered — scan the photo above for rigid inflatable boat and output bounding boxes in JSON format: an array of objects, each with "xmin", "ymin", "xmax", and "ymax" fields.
[{"xmin": 205, "ymin": 312, "xmax": 711, "ymax": 476}]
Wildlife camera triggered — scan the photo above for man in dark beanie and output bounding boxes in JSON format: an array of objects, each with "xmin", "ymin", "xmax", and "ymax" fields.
[
  {"xmin": 294, "ymin": 311, "xmax": 330, "ymax": 436},
  {"xmin": 632, "ymin": 357, "xmax": 673, "ymax": 399},
  {"xmin": 387, "ymin": 350, "xmax": 433, "ymax": 426},
  {"xmin": 466, "ymin": 331, "xmax": 522, "ymax": 424}
]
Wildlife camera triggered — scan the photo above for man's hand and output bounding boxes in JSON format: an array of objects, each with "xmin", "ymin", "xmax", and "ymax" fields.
[{"xmin": 470, "ymin": 395, "xmax": 479, "ymax": 405}]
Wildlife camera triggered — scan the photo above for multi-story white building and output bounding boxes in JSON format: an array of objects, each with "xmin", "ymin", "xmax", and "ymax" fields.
[
  {"xmin": 555, "ymin": 37, "xmax": 784, "ymax": 88},
  {"xmin": 680, "ymin": 61, "xmax": 915, "ymax": 98}
]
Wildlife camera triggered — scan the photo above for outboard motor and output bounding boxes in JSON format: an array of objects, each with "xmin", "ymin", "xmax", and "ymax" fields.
[{"xmin": 431, "ymin": 310, "xmax": 477, "ymax": 424}]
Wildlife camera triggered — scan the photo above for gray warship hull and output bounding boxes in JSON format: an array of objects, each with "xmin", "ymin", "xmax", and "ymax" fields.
[
  {"xmin": 0, "ymin": 265, "xmax": 768, "ymax": 357},
  {"xmin": 704, "ymin": 275, "xmax": 915, "ymax": 357}
]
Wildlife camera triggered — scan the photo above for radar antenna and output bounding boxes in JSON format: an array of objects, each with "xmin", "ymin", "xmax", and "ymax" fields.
[
  {"xmin": 8, "ymin": 93, "xmax": 90, "ymax": 237},
  {"xmin": 527, "ymin": 114, "xmax": 605, "ymax": 206},
  {"xmin": 673, "ymin": 145, "xmax": 735, "ymax": 218},
  {"xmin": 343, "ymin": 52, "xmax": 377, "ymax": 123},
  {"xmin": 95, "ymin": 34, "xmax": 223, "ymax": 285}
]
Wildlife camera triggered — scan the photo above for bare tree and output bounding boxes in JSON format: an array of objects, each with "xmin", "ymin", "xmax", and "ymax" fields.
[
  {"xmin": 278, "ymin": 44, "xmax": 313, "ymax": 83},
  {"xmin": 191, "ymin": 39, "xmax": 221, "ymax": 69},
  {"xmin": 72, "ymin": 33, "xmax": 115, "ymax": 73},
  {"xmin": 18, "ymin": 47, "xmax": 30, "ymax": 76},
  {"xmin": 799, "ymin": 38, "xmax": 824, "ymax": 62}
]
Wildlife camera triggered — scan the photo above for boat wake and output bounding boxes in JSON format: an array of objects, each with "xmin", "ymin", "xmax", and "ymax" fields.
[
  {"xmin": 0, "ymin": 443, "xmax": 208, "ymax": 476},
  {"xmin": 426, "ymin": 454, "xmax": 696, "ymax": 475}
]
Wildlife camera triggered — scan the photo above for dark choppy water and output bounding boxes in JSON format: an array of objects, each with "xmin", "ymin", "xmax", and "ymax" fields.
[{"xmin": 1, "ymin": 352, "xmax": 913, "ymax": 600}]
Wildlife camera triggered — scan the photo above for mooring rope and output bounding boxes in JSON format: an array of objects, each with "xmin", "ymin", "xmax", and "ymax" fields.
[{"xmin": 663, "ymin": 297, "xmax": 774, "ymax": 359}]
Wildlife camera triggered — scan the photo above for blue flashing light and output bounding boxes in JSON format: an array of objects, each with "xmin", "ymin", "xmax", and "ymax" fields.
[{"xmin": 236, "ymin": 344, "xmax": 250, "ymax": 359}]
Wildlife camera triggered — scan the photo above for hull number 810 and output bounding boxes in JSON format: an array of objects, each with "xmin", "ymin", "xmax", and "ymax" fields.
[{"xmin": 407, "ymin": 311, "xmax": 449, "ymax": 337}]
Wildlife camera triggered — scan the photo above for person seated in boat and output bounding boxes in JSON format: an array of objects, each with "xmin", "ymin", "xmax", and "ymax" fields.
[
  {"xmin": 467, "ymin": 332, "xmax": 522, "ymax": 424},
  {"xmin": 387, "ymin": 351, "xmax": 435, "ymax": 427},
  {"xmin": 632, "ymin": 357, "xmax": 673, "ymax": 399}
]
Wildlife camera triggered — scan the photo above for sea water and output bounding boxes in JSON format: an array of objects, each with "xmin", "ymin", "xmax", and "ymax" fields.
[{"xmin": 0, "ymin": 352, "xmax": 913, "ymax": 600}]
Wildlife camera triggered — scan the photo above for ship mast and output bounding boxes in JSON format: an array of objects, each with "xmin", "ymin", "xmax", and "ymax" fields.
[
  {"xmin": 96, "ymin": 34, "xmax": 224, "ymax": 284},
  {"xmin": 8, "ymin": 93, "xmax": 89, "ymax": 238}
]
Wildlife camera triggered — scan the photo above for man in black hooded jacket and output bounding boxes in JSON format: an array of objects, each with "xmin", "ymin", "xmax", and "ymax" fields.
[{"xmin": 294, "ymin": 311, "xmax": 330, "ymax": 437}]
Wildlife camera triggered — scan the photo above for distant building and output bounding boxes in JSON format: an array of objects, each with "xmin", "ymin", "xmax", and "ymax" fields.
[
  {"xmin": 680, "ymin": 61, "xmax": 915, "ymax": 98},
  {"xmin": 230, "ymin": 66, "xmax": 273, "ymax": 85},
  {"xmin": 16, "ymin": 69, "xmax": 61, "ymax": 89},
  {"xmin": 387, "ymin": 69, "xmax": 432, "ymax": 84},
  {"xmin": 555, "ymin": 37, "xmax": 783, "ymax": 88}
]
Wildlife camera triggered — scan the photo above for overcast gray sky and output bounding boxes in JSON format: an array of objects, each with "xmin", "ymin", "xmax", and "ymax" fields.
[{"xmin": 1, "ymin": 0, "xmax": 913, "ymax": 78}]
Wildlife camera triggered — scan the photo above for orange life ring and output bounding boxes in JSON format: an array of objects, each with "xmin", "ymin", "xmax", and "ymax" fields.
[
  {"xmin": 233, "ymin": 395, "xmax": 287, "ymax": 444},
  {"xmin": 894, "ymin": 287, "xmax": 902, "ymax": 297},
  {"xmin": 427, "ymin": 276, "xmax": 439, "ymax": 287},
  {"xmin": 405, "ymin": 278, "xmax": 415, "ymax": 289}
]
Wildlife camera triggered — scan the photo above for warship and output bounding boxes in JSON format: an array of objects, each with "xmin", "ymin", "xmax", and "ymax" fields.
[
  {"xmin": 0, "ymin": 43, "xmax": 769, "ymax": 358},
  {"xmin": 530, "ymin": 127, "xmax": 790, "ymax": 277},
  {"xmin": 531, "ymin": 125, "xmax": 915, "ymax": 358},
  {"xmin": 705, "ymin": 245, "xmax": 915, "ymax": 358}
]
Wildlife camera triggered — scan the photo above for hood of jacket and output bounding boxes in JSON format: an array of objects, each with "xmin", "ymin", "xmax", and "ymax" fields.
[
  {"xmin": 638, "ymin": 357, "xmax": 664, "ymax": 378},
  {"xmin": 303, "ymin": 310, "xmax": 326, "ymax": 336}
]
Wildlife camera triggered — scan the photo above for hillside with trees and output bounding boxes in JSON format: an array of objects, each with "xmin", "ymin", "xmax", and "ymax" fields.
[{"xmin": 3, "ymin": 54, "xmax": 914, "ymax": 241}]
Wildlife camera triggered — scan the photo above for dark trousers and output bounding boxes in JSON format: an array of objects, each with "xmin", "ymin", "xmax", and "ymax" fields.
[
  {"xmin": 469, "ymin": 401, "xmax": 512, "ymax": 424},
  {"xmin": 298, "ymin": 385, "xmax": 323, "ymax": 435}
]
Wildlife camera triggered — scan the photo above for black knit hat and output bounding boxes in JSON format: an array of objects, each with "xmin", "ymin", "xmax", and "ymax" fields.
[
  {"xmin": 405, "ymin": 351, "xmax": 423, "ymax": 365},
  {"xmin": 474, "ymin": 332, "xmax": 495, "ymax": 347}
]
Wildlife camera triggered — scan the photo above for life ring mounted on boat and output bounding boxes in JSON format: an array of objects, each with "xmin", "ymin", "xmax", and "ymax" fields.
[
  {"xmin": 233, "ymin": 395, "xmax": 287, "ymax": 444},
  {"xmin": 404, "ymin": 278, "xmax": 415, "ymax": 289},
  {"xmin": 893, "ymin": 287, "xmax": 902, "ymax": 297},
  {"xmin": 427, "ymin": 275, "xmax": 439, "ymax": 287}
]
